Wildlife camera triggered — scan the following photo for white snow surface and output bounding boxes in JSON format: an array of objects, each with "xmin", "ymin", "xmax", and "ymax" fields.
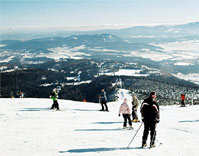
[
  {"xmin": 0, "ymin": 56, "xmax": 15, "ymax": 63},
  {"xmin": 100, "ymin": 69, "xmax": 150, "ymax": 77},
  {"xmin": 47, "ymin": 45, "xmax": 90, "ymax": 60},
  {"xmin": 0, "ymin": 89, "xmax": 199, "ymax": 156}
]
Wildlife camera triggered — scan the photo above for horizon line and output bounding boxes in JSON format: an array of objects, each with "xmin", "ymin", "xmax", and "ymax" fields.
[{"xmin": 1, "ymin": 21, "xmax": 198, "ymax": 32}]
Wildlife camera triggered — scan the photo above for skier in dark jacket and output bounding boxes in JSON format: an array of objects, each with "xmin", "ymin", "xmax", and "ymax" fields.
[
  {"xmin": 50, "ymin": 88, "xmax": 60, "ymax": 111},
  {"xmin": 99, "ymin": 89, "xmax": 109, "ymax": 111},
  {"xmin": 140, "ymin": 91, "xmax": 160, "ymax": 148}
]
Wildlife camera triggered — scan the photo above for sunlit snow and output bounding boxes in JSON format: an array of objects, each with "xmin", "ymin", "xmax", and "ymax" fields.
[{"xmin": 0, "ymin": 89, "xmax": 199, "ymax": 156}]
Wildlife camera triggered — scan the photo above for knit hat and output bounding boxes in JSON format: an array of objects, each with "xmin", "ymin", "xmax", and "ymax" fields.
[
  {"xmin": 150, "ymin": 91, "xmax": 156, "ymax": 97},
  {"xmin": 123, "ymin": 98, "xmax": 127, "ymax": 104}
]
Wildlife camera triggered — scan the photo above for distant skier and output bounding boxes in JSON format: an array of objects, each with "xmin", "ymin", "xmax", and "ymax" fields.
[
  {"xmin": 99, "ymin": 88, "xmax": 109, "ymax": 111},
  {"xmin": 19, "ymin": 91, "xmax": 24, "ymax": 98},
  {"xmin": 131, "ymin": 95, "xmax": 140, "ymax": 122},
  {"xmin": 181, "ymin": 94, "xmax": 186, "ymax": 107},
  {"xmin": 118, "ymin": 98, "xmax": 133, "ymax": 129},
  {"xmin": 50, "ymin": 88, "xmax": 60, "ymax": 111},
  {"xmin": 140, "ymin": 91, "xmax": 160, "ymax": 148}
]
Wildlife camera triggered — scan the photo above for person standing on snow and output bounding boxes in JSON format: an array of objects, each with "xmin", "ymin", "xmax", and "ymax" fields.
[
  {"xmin": 180, "ymin": 94, "xmax": 186, "ymax": 107},
  {"xmin": 118, "ymin": 98, "xmax": 133, "ymax": 129},
  {"xmin": 140, "ymin": 91, "xmax": 160, "ymax": 148},
  {"xmin": 50, "ymin": 88, "xmax": 60, "ymax": 111},
  {"xmin": 99, "ymin": 88, "xmax": 109, "ymax": 111},
  {"xmin": 131, "ymin": 95, "xmax": 140, "ymax": 122}
]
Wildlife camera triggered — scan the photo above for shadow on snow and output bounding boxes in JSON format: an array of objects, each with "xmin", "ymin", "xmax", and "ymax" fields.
[
  {"xmin": 19, "ymin": 108, "xmax": 50, "ymax": 111},
  {"xmin": 91, "ymin": 121, "xmax": 123, "ymax": 124},
  {"xmin": 71, "ymin": 109, "xmax": 99, "ymax": 112},
  {"xmin": 75, "ymin": 128, "xmax": 124, "ymax": 131},
  {"xmin": 179, "ymin": 120, "xmax": 199, "ymax": 123},
  {"xmin": 60, "ymin": 147, "xmax": 142, "ymax": 153}
]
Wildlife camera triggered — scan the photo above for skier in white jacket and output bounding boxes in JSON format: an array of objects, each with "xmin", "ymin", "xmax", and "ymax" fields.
[{"xmin": 118, "ymin": 98, "xmax": 133, "ymax": 129}]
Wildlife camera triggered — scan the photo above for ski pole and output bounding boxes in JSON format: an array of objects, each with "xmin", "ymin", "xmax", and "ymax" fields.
[{"xmin": 127, "ymin": 122, "xmax": 143, "ymax": 148}]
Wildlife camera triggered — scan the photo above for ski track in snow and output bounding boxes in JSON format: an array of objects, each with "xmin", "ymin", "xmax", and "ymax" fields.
[{"xmin": 0, "ymin": 89, "xmax": 199, "ymax": 156}]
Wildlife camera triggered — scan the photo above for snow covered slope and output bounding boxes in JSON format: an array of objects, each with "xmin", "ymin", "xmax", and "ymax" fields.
[{"xmin": 0, "ymin": 89, "xmax": 199, "ymax": 156}]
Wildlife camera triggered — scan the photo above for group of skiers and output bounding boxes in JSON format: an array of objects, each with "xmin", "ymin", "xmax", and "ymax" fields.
[
  {"xmin": 98, "ymin": 89, "xmax": 160, "ymax": 148},
  {"xmin": 118, "ymin": 95, "xmax": 140, "ymax": 129},
  {"xmin": 49, "ymin": 88, "xmax": 160, "ymax": 148}
]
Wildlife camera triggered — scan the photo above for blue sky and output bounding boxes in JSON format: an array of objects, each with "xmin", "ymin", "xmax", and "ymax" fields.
[{"xmin": 1, "ymin": 0, "xmax": 199, "ymax": 30}]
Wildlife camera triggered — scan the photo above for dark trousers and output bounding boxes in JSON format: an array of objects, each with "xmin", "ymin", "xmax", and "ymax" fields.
[
  {"xmin": 101, "ymin": 101, "xmax": 108, "ymax": 111},
  {"xmin": 181, "ymin": 100, "xmax": 185, "ymax": 107},
  {"xmin": 132, "ymin": 108, "xmax": 138, "ymax": 120},
  {"xmin": 142, "ymin": 121, "xmax": 156, "ymax": 144},
  {"xmin": 51, "ymin": 100, "xmax": 60, "ymax": 110},
  {"xmin": 123, "ymin": 114, "xmax": 132, "ymax": 127}
]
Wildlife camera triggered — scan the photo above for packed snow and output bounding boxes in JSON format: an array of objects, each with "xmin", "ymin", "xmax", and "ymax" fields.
[{"xmin": 0, "ymin": 89, "xmax": 199, "ymax": 156}]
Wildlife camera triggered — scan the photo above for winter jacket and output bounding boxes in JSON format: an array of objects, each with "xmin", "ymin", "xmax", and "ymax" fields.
[
  {"xmin": 50, "ymin": 91, "xmax": 58, "ymax": 101},
  {"xmin": 119, "ymin": 103, "xmax": 131, "ymax": 115},
  {"xmin": 100, "ymin": 91, "xmax": 107, "ymax": 102},
  {"xmin": 140, "ymin": 97, "xmax": 160, "ymax": 123},
  {"xmin": 181, "ymin": 94, "xmax": 185, "ymax": 100},
  {"xmin": 132, "ymin": 97, "xmax": 139, "ymax": 110}
]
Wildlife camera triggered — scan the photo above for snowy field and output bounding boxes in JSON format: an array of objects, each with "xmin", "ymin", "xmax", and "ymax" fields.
[
  {"xmin": 0, "ymin": 89, "xmax": 199, "ymax": 156},
  {"xmin": 102, "ymin": 69, "xmax": 150, "ymax": 77},
  {"xmin": 173, "ymin": 73, "xmax": 199, "ymax": 85},
  {"xmin": 130, "ymin": 40, "xmax": 199, "ymax": 64}
]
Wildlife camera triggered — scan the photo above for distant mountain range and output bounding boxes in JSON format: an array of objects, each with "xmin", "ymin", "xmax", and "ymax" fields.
[
  {"xmin": 99, "ymin": 21, "xmax": 199, "ymax": 38},
  {"xmin": 0, "ymin": 22, "xmax": 199, "ymax": 85},
  {"xmin": 1, "ymin": 22, "xmax": 199, "ymax": 101},
  {"xmin": 1, "ymin": 21, "xmax": 199, "ymax": 40}
]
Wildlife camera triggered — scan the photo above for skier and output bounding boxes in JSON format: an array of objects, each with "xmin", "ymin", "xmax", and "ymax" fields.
[
  {"xmin": 118, "ymin": 98, "xmax": 133, "ymax": 129},
  {"xmin": 181, "ymin": 94, "xmax": 186, "ymax": 107},
  {"xmin": 140, "ymin": 91, "xmax": 160, "ymax": 148},
  {"xmin": 50, "ymin": 88, "xmax": 60, "ymax": 111},
  {"xmin": 99, "ymin": 88, "xmax": 109, "ymax": 111},
  {"xmin": 131, "ymin": 95, "xmax": 140, "ymax": 122}
]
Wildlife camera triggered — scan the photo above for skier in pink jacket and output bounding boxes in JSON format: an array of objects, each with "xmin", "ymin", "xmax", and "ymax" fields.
[{"xmin": 119, "ymin": 98, "xmax": 133, "ymax": 129}]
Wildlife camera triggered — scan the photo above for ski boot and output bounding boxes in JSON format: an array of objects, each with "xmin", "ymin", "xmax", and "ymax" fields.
[
  {"xmin": 142, "ymin": 142, "xmax": 147, "ymax": 148},
  {"xmin": 123, "ymin": 126, "xmax": 127, "ymax": 129},
  {"xmin": 150, "ymin": 142, "xmax": 156, "ymax": 148},
  {"xmin": 129, "ymin": 125, "xmax": 133, "ymax": 130}
]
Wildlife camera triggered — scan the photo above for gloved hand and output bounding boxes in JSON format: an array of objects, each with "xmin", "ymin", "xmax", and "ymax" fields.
[
  {"xmin": 156, "ymin": 119, "xmax": 160, "ymax": 123},
  {"xmin": 142, "ymin": 118, "xmax": 145, "ymax": 122},
  {"xmin": 118, "ymin": 114, "xmax": 120, "ymax": 117}
]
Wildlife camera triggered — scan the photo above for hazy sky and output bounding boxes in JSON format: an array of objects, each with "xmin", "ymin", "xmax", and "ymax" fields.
[{"xmin": 1, "ymin": 0, "xmax": 199, "ymax": 30}]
